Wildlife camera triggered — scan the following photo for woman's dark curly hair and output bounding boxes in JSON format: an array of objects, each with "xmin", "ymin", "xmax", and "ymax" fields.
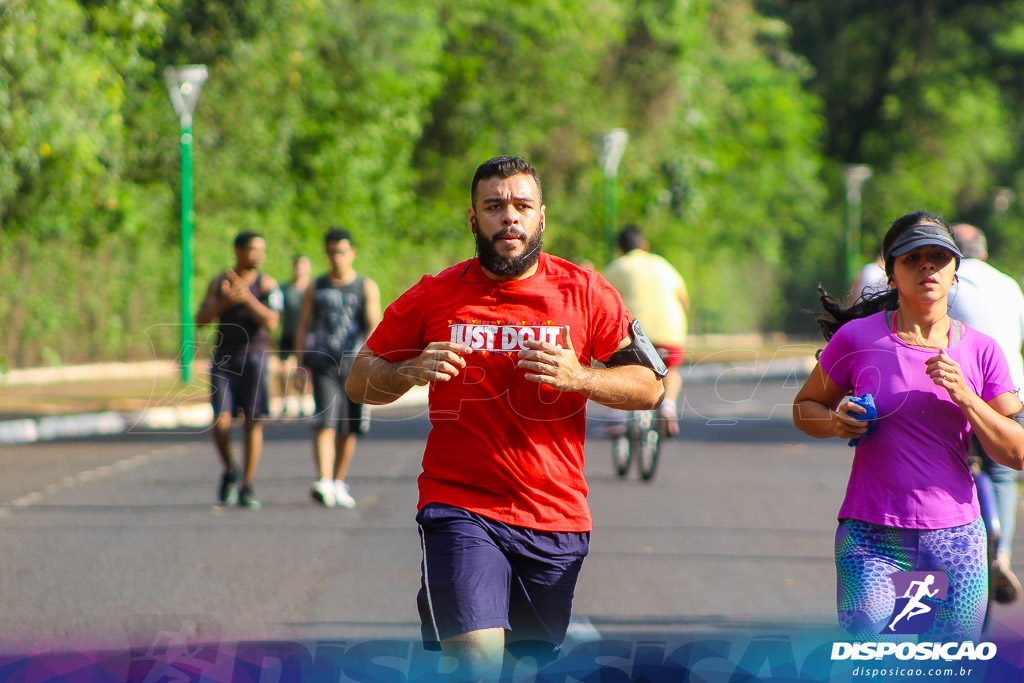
[{"xmin": 815, "ymin": 211, "xmax": 953, "ymax": 341}]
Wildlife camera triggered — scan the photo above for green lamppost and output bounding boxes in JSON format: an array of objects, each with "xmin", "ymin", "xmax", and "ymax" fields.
[
  {"xmin": 600, "ymin": 129, "xmax": 629, "ymax": 263},
  {"xmin": 843, "ymin": 164, "xmax": 872, "ymax": 292},
  {"xmin": 165, "ymin": 65, "xmax": 208, "ymax": 383}
]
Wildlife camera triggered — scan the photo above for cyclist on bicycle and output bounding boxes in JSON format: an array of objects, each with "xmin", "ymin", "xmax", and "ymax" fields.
[{"xmin": 604, "ymin": 225, "xmax": 689, "ymax": 436}]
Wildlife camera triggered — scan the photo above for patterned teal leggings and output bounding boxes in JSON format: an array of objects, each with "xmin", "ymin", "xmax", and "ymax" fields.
[{"xmin": 835, "ymin": 518, "xmax": 988, "ymax": 641}]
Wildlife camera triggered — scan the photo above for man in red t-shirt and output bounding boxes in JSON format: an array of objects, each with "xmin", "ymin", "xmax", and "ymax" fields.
[{"xmin": 346, "ymin": 156, "xmax": 664, "ymax": 678}]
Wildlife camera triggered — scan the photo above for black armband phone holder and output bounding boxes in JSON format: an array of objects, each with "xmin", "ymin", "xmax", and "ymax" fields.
[{"xmin": 604, "ymin": 319, "xmax": 669, "ymax": 379}]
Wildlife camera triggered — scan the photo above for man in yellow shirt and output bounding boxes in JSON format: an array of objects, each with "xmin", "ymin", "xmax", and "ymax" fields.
[{"xmin": 604, "ymin": 225, "xmax": 689, "ymax": 435}]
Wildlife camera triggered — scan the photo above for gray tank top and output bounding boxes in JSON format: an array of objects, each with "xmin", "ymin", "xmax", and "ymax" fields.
[
  {"xmin": 280, "ymin": 281, "xmax": 306, "ymax": 337},
  {"xmin": 306, "ymin": 273, "xmax": 368, "ymax": 370}
]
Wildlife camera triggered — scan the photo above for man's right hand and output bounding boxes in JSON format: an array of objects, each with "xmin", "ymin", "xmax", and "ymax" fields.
[
  {"xmin": 400, "ymin": 342, "xmax": 472, "ymax": 385},
  {"xmin": 221, "ymin": 269, "xmax": 254, "ymax": 304}
]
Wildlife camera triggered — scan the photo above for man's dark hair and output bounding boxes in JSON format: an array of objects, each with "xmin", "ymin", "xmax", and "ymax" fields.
[
  {"xmin": 471, "ymin": 156, "xmax": 542, "ymax": 205},
  {"xmin": 234, "ymin": 231, "xmax": 262, "ymax": 249},
  {"xmin": 617, "ymin": 225, "xmax": 646, "ymax": 252},
  {"xmin": 325, "ymin": 227, "xmax": 353, "ymax": 246}
]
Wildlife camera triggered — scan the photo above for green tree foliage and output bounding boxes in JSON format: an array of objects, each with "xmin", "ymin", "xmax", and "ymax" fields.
[
  {"xmin": 0, "ymin": 0, "xmax": 175, "ymax": 367},
  {"xmin": 758, "ymin": 0, "xmax": 1024, "ymax": 307},
  {"xmin": 608, "ymin": 1, "xmax": 827, "ymax": 333},
  {"xmin": 2, "ymin": 0, "xmax": 831, "ymax": 367}
]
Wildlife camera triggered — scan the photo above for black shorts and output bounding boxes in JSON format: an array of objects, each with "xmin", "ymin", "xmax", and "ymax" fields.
[
  {"xmin": 311, "ymin": 364, "xmax": 369, "ymax": 434},
  {"xmin": 277, "ymin": 333, "xmax": 296, "ymax": 360},
  {"xmin": 209, "ymin": 352, "xmax": 271, "ymax": 419}
]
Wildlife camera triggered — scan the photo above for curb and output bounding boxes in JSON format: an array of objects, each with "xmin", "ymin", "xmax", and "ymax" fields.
[
  {"xmin": 0, "ymin": 358, "xmax": 815, "ymax": 446},
  {"xmin": 0, "ymin": 361, "xmax": 182, "ymax": 387},
  {"xmin": 681, "ymin": 354, "xmax": 816, "ymax": 384},
  {"xmin": 0, "ymin": 386, "xmax": 433, "ymax": 446}
]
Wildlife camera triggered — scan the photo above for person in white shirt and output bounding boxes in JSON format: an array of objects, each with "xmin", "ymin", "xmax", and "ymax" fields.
[
  {"xmin": 949, "ymin": 223, "xmax": 1024, "ymax": 604},
  {"xmin": 846, "ymin": 255, "xmax": 888, "ymax": 305}
]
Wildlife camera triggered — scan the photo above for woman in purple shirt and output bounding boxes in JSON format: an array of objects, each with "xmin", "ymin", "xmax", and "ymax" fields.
[{"xmin": 794, "ymin": 212, "xmax": 1024, "ymax": 640}]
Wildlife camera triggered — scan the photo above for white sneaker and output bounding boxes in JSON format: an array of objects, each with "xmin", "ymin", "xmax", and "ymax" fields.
[
  {"xmin": 658, "ymin": 400, "xmax": 679, "ymax": 437},
  {"xmin": 658, "ymin": 399, "xmax": 678, "ymax": 419},
  {"xmin": 334, "ymin": 480, "xmax": 356, "ymax": 509},
  {"xmin": 311, "ymin": 479, "xmax": 336, "ymax": 507},
  {"xmin": 301, "ymin": 394, "xmax": 316, "ymax": 417}
]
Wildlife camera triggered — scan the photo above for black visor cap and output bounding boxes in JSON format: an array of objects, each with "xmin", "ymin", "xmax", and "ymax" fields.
[{"xmin": 886, "ymin": 224, "xmax": 963, "ymax": 263}]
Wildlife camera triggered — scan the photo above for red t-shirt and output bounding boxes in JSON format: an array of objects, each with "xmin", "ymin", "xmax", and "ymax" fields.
[{"xmin": 366, "ymin": 253, "xmax": 631, "ymax": 531}]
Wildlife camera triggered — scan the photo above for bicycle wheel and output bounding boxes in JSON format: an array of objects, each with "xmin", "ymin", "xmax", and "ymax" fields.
[
  {"xmin": 636, "ymin": 412, "xmax": 661, "ymax": 481},
  {"xmin": 612, "ymin": 434, "xmax": 632, "ymax": 478}
]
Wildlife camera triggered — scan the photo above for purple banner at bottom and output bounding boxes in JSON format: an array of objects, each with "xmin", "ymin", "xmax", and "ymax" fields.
[{"xmin": 3, "ymin": 617, "xmax": 1024, "ymax": 682}]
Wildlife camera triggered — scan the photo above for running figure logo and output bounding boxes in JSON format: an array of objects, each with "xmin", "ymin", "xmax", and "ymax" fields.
[{"xmin": 883, "ymin": 571, "xmax": 949, "ymax": 635}]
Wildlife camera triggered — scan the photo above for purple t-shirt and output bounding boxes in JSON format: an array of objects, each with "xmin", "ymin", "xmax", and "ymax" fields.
[{"xmin": 819, "ymin": 311, "xmax": 1015, "ymax": 529}]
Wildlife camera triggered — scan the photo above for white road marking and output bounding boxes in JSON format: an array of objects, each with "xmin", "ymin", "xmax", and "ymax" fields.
[{"xmin": 0, "ymin": 445, "xmax": 186, "ymax": 514}]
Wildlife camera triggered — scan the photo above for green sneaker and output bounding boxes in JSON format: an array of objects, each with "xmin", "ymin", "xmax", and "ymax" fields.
[
  {"xmin": 218, "ymin": 470, "xmax": 238, "ymax": 504},
  {"xmin": 237, "ymin": 484, "xmax": 261, "ymax": 510}
]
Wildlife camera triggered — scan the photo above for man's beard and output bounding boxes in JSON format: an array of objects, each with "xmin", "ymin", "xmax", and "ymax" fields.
[{"xmin": 474, "ymin": 222, "xmax": 544, "ymax": 278}]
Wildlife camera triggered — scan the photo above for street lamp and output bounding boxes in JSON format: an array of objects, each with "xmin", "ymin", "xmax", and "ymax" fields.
[
  {"xmin": 843, "ymin": 164, "xmax": 872, "ymax": 292},
  {"xmin": 600, "ymin": 129, "xmax": 628, "ymax": 263},
  {"xmin": 165, "ymin": 65, "xmax": 208, "ymax": 383}
]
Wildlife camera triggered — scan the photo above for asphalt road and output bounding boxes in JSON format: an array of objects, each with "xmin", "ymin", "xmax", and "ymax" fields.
[{"xmin": 1, "ymin": 375, "xmax": 1021, "ymax": 659}]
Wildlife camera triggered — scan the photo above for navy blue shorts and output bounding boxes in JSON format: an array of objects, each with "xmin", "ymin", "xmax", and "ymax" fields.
[
  {"xmin": 209, "ymin": 351, "xmax": 270, "ymax": 419},
  {"xmin": 415, "ymin": 503, "xmax": 589, "ymax": 658}
]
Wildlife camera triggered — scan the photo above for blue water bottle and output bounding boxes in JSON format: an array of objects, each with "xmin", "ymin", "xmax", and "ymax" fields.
[{"xmin": 847, "ymin": 393, "xmax": 876, "ymax": 447}]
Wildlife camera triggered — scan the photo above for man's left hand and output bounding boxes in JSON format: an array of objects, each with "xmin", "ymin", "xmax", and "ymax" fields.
[{"xmin": 518, "ymin": 325, "xmax": 584, "ymax": 392}]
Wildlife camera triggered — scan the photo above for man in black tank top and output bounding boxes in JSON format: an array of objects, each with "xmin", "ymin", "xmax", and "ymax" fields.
[
  {"xmin": 294, "ymin": 228, "xmax": 381, "ymax": 508},
  {"xmin": 196, "ymin": 231, "xmax": 283, "ymax": 509}
]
